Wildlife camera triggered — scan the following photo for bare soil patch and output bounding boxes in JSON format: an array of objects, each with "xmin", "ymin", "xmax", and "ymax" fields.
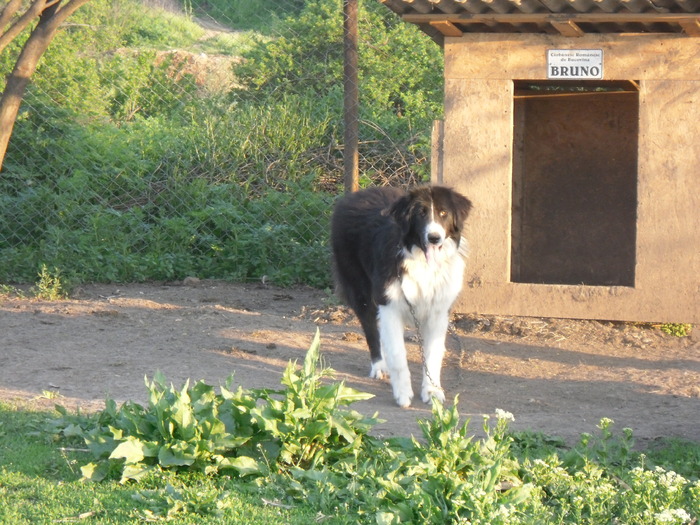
[{"xmin": 1, "ymin": 281, "xmax": 698, "ymax": 445}]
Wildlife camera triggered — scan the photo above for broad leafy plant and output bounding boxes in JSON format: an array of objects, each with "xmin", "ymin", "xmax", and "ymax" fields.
[
  {"xmin": 250, "ymin": 331, "xmax": 376, "ymax": 469},
  {"xmin": 48, "ymin": 332, "xmax": 700, "ymax": 523},
  {"xmin": 53, "ymin": 330, "xmax": 375, "ymax": 483}
]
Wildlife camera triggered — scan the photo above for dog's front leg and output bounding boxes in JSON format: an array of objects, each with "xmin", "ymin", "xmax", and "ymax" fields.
[
  {"xmin": 378, "ymin": 303, "xmax": 413, "ymax": 408},
  {"xmin": 419, "ymin": 309, "xmax": 449, "ymax": 404}
]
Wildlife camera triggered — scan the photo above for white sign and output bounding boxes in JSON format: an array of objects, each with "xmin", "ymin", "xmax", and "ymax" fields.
[{"xmin": 547, "ymin": 49, "xmax": 603, "ymax": 79}]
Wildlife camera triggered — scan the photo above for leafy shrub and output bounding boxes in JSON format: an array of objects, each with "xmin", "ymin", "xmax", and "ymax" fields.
[
  {"xmin": 53, "ymin": 330, "xmax": 375, "ymax": 483},
  {"xmin": 234, "ymin": 0, "xmax": 443, "ymax": 139},
  {"xmin": 48, "ymin": 332, "xmax": 700, "ymax": 523},
  {"xmin": 1, "ymin": 0, "xmax": 441, "ymax": 287},
  {"xmin": 187, "ymin": 0, "xmax": 305, "ymax": 32},
  {"xmin": 2, "ymin": 93, "xmax": 335, "ymax": 285},
  {"xmin": 32, "ymin": 264, "xmax": 70, "ymax": 300},
  {"xmin": 660, "ymin": 323, "xmax": 692, "ymax": 337},
  {"xmin": 0, "ymin": 178, "xmax": 333, "ymax": 285}
]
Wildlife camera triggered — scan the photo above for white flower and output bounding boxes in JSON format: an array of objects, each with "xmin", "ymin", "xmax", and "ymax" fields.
[
  {"xmin": 494, "ymin": 408, "xmax": 515, "ymax": 421},
  {"xmin": 654, "ymin": 508, "xmax": 691, "ymax": 524}
]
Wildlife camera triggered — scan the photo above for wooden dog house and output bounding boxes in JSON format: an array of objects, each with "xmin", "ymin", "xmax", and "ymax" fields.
[{"xmin": 379, "ymin": 0, "xmax": 700, "ymax": 323}]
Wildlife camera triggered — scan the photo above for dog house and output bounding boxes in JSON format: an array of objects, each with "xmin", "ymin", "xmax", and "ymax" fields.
[{"xmin": 379, "ymin": 0, "xmax": 700, "ymax": 323}]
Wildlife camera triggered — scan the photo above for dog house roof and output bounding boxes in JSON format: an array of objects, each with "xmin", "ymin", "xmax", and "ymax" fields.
[{"xmin": 378, "ymin": 0, "xmax": 700, "ymax": 43}]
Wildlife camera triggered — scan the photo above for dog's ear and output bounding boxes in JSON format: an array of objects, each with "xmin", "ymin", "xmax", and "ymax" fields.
[
  {"xmin": 451, "ymin": 192, "xmax": 473, "ymax": 229},
  {"xmin": 388, "ymin": 195, "xmax": 413, "ymax": 234}
]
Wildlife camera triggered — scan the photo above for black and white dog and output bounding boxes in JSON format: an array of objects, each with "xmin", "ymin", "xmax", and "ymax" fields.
[{"xmin": 331, "ymin": 186, "xmax": 472, "ymax": 407}]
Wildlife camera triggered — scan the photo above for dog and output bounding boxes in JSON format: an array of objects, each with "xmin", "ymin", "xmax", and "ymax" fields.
[{"xmin": 331, "ymin": 185, "xmax": 472, "ymax": 407}]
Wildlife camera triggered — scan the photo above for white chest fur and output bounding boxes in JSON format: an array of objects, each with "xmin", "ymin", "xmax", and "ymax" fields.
[{"xmin": 385, "ymin": 239, "xmax": 465, "ymax": 322}]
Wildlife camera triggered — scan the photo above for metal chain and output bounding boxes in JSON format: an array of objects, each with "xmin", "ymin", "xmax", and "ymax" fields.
[{"xmin": 405, "ymin": 298, "xmax": 444, "ymax": 393}]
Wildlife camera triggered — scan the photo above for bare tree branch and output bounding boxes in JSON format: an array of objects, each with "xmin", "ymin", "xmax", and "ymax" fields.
[
  {"xmin": 0, "ymin": 0, "xmax": 92, "ymax": 171},
  {"xmin": 0, "ymin": 0, "xmax": 25, "ymax": 31},
  {"xmin": 0, "ymin": 0, "xmax": 53, "ymax": 55}
]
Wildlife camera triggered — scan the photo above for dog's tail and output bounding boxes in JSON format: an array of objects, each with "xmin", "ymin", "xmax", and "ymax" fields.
[{"xmin": 330, "ymin": 255, "xmax": 348, "ymax": 303}]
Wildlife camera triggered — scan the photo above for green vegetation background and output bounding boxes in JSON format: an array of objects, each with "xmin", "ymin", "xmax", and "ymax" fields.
[{"xmin": 0, "ymin": 0, "xmax": 441, "ymax": 288}]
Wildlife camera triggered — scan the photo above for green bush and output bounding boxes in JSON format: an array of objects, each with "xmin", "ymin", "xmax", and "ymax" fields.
[
  {"xmin": 234, "ymin": 0, "xmax": 443, "ymax": 139},
  {"xmin": 47, "ymin": 333, "xmax": 700, "ymax": 523},
  {"xmin": 0, "ymin": 176, "xmax": 333, "ymax": 285},
  {"xmin": 186, "ymin": 0, "xmax": 305, "ymax": 32},
  {"xmin": 1, "ymin": 0, "xmax": 441, "ymax": 287}
]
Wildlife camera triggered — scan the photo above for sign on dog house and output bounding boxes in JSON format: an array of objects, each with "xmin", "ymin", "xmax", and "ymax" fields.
[{"xmin": 379, "ymin": 0, "xmax": 700, "ymax": 324}]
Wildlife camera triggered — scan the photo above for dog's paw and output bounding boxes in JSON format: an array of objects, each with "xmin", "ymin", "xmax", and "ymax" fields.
[
  {"xmin": 421, "ymin": 384, "xmax": 445, "ymax": 405},
  {"xmin": 392, "ymin": 378, "xmax": 414, "ymax": 408},
  {"xmin": 394, "ymin": 388, "xmax": 414, "ymax": 408},
  {"xmin": 369, "ymin": 359, "xmax": 388, "ymax": 380}
]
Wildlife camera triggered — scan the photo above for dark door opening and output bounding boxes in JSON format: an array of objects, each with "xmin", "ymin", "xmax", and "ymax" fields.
[{"xmin": 511, "ymin": 80, "xmax": 638, "ymax": 286}]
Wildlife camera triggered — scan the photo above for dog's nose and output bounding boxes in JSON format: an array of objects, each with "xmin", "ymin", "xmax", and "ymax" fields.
[{"xmin": 428, "ymin": 232, "xmax": 442, "ymax": 245}]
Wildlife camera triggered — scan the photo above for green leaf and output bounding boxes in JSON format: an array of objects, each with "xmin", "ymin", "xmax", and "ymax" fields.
[
  {"xmin": 80, "ymin": 461, "xmax": 110, "ymax": 482},
  {"xmin": 158, "ymin": 443, "xmax": 196, "ymax": 467},
  {"xmin": 504, "ymin": 483, "xmax": 534, "ymax": 506},
  {"xmin": 301, "ymin": 420, "xmax": 330, "ymax": 440},
  {"xmin": 290, "ymin": 407, "xmax": 313, "ymax": 419},
  {"xmin": 376, "ymin": 511, "xmax": 399, "ymax": 525},
  {"xmin": 121, "ymin": 462, "xmax": 153, "ymax": 483},
  {"xmin": 59, "ymin": 422, "xmax": 85, "ymax": 438},
  {"xmin": 84, "ymin": 432, "xmax": 117, "ymax": 459},
  {"xmin": 220, "ymin": 455, "xmax": 263, "ymax": 476},
  {"xmin": 335, "ymin": 383, "xmax": 375, "ymax": 404},
  {"xmin": 214, "ymin": 434, "xmax": 252, "ymax": 450},
  {"xmin": 327, "ymin": 414, "xmax": 357, "ymax": 443},
  {"xmin": 302, "ymin": 328, "xmax": 322, "ymax": 378},
  {"xmin": 109, "ymin": 436, "xmax": 159, "ymax": 464},
  {"xmin": 170, "ymin": 385, "xmax": 196, "ymax": 440},
  {"xmin": 109, "ymin": 425, "xmax": 124, "ymax": 441}
]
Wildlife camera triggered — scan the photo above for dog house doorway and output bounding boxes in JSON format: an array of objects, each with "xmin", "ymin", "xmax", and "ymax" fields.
[{"xmin": 511, "ymin": 80, "xmax": 639, "ymax": 287}]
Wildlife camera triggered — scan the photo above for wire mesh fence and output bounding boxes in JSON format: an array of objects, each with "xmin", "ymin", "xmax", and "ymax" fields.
[{"xmin": 0, "ymin": 0, "xmax": 443, "ymax": 288}]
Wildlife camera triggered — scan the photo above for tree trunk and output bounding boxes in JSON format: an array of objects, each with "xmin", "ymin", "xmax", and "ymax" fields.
[{"xmin": 0, "ymin": 0, "xmax": 91, "ymax": 172}]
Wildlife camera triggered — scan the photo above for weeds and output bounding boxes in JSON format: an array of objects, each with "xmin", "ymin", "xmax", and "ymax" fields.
[
  {"xmin": 0, "ymin": 284, "xmax": 27, "ymax": 298},
  {"xmin": 47, "ymin": 331, "xmax": 700, "ymax": 524},
  {"xmin": 51, "ymin": 331, "xmax": 375, "ymax": 484},
  {"xmin": 32, "ymin": 264, "xmax": 69, "ymax": 300},
  {"xmin": 1, "ymin": 0, "xmax": 438, "ymax": 288},
  {"xmin": 661, "ymin": 323, "xmax": 693, "ymax": 337}
]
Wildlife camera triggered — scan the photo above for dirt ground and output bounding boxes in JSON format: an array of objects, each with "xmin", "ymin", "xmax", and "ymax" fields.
[{"xmin": 1, "ymin": 280, "xmax": 698, "ymax": 446}]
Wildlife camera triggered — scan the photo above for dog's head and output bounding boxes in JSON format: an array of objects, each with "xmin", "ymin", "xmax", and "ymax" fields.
[{"xmin": 391, "ymin": 186, "xmax": 472, "ymax": 264}]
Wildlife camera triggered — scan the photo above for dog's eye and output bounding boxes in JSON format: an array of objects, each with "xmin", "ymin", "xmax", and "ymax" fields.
[{"xmin": 438, "ymin": 210, "xmax": 448, "ymax": 218}]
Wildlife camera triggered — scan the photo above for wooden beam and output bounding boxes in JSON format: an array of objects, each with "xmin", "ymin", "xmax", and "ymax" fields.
[
  {"xmin": 550, "ymin": 19, "xmax": 584, "ymax": 37},
  {"xmin": 403, "ymin": 12, "xmax": 700, "ymax": 35},
  {"xmin": 343, "ymin": 0, "xmax": 359, "ymax": 193},
  {"xmin": 430, "ymin": 20, "xmax": 464, "ymax": 37},
  {"xmin": 517, "ymin": 79, "xmax": 640, "ymax": 92},
  {"xmin": 679, "ymin": 19, "xmax": 700, "ymax": 36},
  {"xmin": 514, "ymin": 90, "xmax": 636, "ymax": 99}
]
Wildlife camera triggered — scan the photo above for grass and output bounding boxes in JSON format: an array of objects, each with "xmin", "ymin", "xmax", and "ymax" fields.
[
  {"xmin": 0, "ymin": 404, "xmax": 328, "ymax": 524},
  {"xmin": 2, "ymin": 400, "xmax": 699, "ymax": 524}
]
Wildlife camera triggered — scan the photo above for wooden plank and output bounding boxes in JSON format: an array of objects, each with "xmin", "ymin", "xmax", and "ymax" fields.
[
  {"xmin": 444, "ymin": 34, "xmax": 700, "ymax": 81},
  {"xmin": 431, "ymin": 119, "xmax": 444, "ymax": 184},
  {"xmin": 679, "ymin": 19, "xmax": 700, "ymax": 36},
  {"xmin": 403, "ymin": 12, "xmax": 700, "ymax": 28},
  {"xmin": 514, "ymin": 90, "xmax": 636, "ymax": 98},
  {"xmin": 430, "ymin": 20, "xmax": 464, "ymax": 37},
  {"xmin": 551, "ymin": 20, "xmax": 584, "ymax": 37}
]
